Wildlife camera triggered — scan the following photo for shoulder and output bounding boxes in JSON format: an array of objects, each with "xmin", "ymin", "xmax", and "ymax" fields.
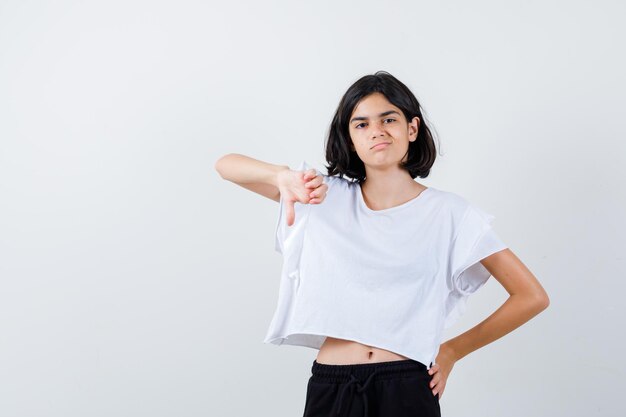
[
  {"xmin": 431, "ymin": 188, "xmax": 500, "ymax": 234},
  {"xmin": 424, "ymin": 187, "xmax": 500, "ymax": 232},
  {"xmin": 425, "ymin": 187, "xmax": 471, "ymax": 214}
]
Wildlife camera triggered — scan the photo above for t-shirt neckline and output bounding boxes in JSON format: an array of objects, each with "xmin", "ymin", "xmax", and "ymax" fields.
[{"xmin": 356, "ymin": 183, "xmax": 433, "ymax": 214}]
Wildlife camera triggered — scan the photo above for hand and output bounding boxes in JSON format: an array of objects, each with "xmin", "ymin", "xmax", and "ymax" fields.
[
  {"xmin": 427, "ymin": 344, "xmax": 457, "ymax": 400},
  {"xmin": 276, "ymin": 168, "xmax": 329, "ymax": 227}
]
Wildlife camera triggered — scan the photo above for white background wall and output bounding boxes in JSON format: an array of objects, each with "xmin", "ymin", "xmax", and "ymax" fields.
[{"xmin": 1, "ymin": 1, "xmax": 624, "ymax": 416}]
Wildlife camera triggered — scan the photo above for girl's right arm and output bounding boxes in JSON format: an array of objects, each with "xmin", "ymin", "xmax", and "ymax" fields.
[
  {"xmin": 215, "ymin": 153, "xmax": 328, "ymax": 226},
  {"xmin": 214, "ymin": 153, "xmax": 289, "ymax": 202}
]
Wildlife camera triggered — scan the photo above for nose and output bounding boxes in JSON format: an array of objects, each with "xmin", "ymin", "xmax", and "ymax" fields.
[{"xmin": 370, "ymin": 121, "xmax": 386, "ymax": 139}]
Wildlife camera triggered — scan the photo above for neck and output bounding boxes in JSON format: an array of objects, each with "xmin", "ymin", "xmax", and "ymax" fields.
[{"xmin": 360, "ymin": 168, "xmax": 426, "ymax": 210}]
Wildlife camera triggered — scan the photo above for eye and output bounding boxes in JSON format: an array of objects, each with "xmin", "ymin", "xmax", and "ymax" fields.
[{"xmin": 355, "ymin": 118, "xmax": 395, "ymax": 129}]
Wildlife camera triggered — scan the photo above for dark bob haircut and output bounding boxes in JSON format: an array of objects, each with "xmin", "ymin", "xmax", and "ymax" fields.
[{"xmin": 324, "ymin": 70, "xmax": 437, "ymax": 184}]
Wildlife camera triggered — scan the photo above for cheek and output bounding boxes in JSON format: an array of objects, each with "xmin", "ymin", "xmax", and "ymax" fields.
[
  {"xmin": 349, "ymin": 131, "xmax": 361, "ymax": 143},
  {"xmin": 349, "ymin": 136, "xmax": 364, "ymax": 151}
]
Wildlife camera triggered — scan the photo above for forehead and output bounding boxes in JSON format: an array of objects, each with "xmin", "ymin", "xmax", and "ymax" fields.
[
  {"xmin": 350, "ymin": 93, "xmax": 403, "ymax": 123},
  {"xmin": 351, "ymin": 93, "xmax": 400, "ymax": 116}
]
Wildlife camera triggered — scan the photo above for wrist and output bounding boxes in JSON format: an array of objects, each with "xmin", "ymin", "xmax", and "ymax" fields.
[
  {"xmin": 441, "ymin": 342, "xmax": 462, "ymax": 363},
  {"xmin": 272, "ymin": 164, "xmax": 290, "ymax": 187}
]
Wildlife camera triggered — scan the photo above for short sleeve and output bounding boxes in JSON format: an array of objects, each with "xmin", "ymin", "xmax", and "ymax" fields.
[
  {"xmin": 274, "ymin": 160, "xmax": 316, "ymax": 254},
  {"xmin": 443, "ymin": 204, "xmax": 508, "ymax": 329}
]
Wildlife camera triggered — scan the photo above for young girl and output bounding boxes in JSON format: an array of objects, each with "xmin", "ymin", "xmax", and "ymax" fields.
[{"xmin": 215, "ymin": 71, "xmax": 549, "ymax": 417}]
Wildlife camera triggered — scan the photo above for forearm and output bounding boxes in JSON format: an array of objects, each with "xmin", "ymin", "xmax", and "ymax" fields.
[
  {"xmin": 444, "ymin": 293, "xmax": 548, "ymax": 362},
  {"xmin": 215, "ymin": 153, "xmax": 289, "ymax": 187}
]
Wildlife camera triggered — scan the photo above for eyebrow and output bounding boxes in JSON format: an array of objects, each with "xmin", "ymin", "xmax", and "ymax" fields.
[{"xmin": 350, "ymin": 110, "xmax": 401, "ymax": 124}]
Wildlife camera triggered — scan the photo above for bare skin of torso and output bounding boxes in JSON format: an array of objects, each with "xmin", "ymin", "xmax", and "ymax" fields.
[{"xmin": 316, "ymin": 337, "xmax": 410, "ymax": 365}]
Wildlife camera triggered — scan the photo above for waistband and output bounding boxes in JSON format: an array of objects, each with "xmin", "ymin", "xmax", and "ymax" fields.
[{"xmin": 310, "ymin": 359, "xmax": 429, "ymax": 383}]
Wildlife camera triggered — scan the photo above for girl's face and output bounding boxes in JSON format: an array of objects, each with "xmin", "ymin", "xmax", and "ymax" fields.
[{"xmin": 348, "ymin": 92, "xmax": 419, "ymax": 170}]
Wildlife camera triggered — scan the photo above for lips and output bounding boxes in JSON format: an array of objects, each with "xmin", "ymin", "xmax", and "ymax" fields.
[{"xmin": 371, "ymin": 142, "xmax": 391, "ymax": 150}]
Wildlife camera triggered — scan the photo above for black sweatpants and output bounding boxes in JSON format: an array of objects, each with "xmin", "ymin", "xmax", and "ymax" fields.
[{"xmin": 302, "ymin": 359, "xmax": 441, "ymax": 417}]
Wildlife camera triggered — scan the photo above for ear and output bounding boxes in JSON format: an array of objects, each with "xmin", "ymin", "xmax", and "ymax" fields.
[{"xmin": 409, "ymin": 116, "xmax": 420, "ymax": 141}]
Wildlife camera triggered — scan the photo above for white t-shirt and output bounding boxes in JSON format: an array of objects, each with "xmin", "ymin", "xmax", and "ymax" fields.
[{"xmin": 263, "ymin": 161, "xmax": 508, "ymax": 368}]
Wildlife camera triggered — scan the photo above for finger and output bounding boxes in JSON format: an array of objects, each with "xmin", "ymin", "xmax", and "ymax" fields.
[
  {"xmin": 427, "ymin": 364, "xmax": 438, "ymax": 375},
  {"xmin": 305, "ymin": 172, "xmax": 325, "ymax": 186},
  {"xmin": 308, "ymin": 195, "xmax": 322, "ymax": 203},
  {"xmin": 308, "ymin": 187, "xmax": 326, "ymax": 203},
  {"xmin": 285, "ymin": 199, "xmax": 295, "ymax": 227},
  {"xmin": 302, "ymin": 169, "xmax": 317, "ymax": 181},
  {"xmin": 304, "ymin": 176, "xmax": 323, "ymax": 188},
  {"xmin": 430, "ymin": 375, "xmax": 445, "ymax": 396},
  {"xmin": 430, "ymin": 373, "xmax": 442, "ymax": 391},
  {"xmin": 309, "ymin": 185, "xmax": 328, "ymax": 200},
  {"xmin": 433, "ymin": 382, "xmax": 445, "ymax": 398}
]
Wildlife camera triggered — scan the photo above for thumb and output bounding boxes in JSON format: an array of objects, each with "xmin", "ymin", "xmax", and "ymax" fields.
[
  {"xmin": 285, "ymin": 199, "xmax": 296, "ymax": 227},
  {"xmin": 303, "ymin": 169, "xmax": 317, "ymax": 181}
]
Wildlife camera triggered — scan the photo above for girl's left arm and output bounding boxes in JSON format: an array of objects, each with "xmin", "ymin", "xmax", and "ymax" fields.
[
  {"xmin": 444, "ymin": 248, "xmax": 550, "ymax": 361},
  {"xmin": 428, "ymin": 248, "xmax": 549, "ymax": 398}
]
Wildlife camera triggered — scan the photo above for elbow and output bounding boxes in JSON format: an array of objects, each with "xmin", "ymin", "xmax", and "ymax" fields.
[
  {"xmin": 534, "ymin": 290, "xmax": 550, "ymax": 312},
  {"xmin": 515, "ymin": 288, "xmax": 550, "ymax": 314}
]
